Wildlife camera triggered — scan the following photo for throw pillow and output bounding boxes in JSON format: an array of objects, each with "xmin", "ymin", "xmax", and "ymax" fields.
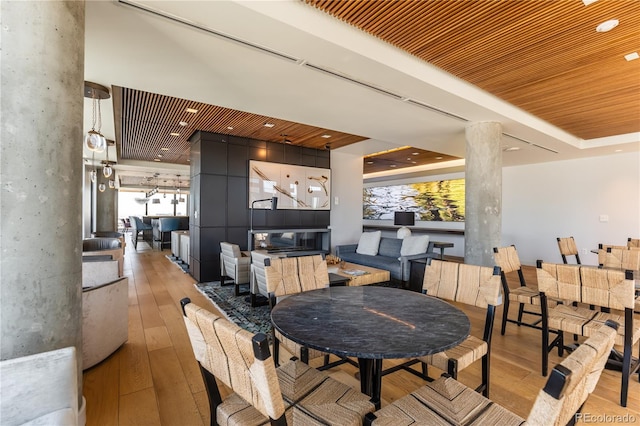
[
  {"xmin": 400, "ymin": 235, "xmax": 430, "ymax": 256},
  {"xmin": 356, "ymin": 231, "xmax": 382, "ymax": 256}
]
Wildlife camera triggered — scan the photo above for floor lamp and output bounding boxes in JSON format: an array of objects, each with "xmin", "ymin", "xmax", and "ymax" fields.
[{"xmin": 394, "ymin": 211, "xmax": 415, "ymax": 239}]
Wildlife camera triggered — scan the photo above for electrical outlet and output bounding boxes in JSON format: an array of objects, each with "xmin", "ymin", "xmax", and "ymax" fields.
[
  {"xmin": 582, "ymin": 248, "xmax": 588, "ymax": 255},
  {"xmin": 599, "ymin": 214, "xmax": 609, "ymax": 222}
]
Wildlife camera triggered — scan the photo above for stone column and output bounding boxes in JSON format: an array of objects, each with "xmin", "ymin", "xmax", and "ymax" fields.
[
  {"xmin": 464, "ymin": 122, "xmax": 502, "ymax": 266},
  {"xmin": 1, "ymin": 0, "xmax": 85, "ymax": 404},
  {"xmin": 96, "ymin": 168, "xmax": 118, "ymax": 232}
]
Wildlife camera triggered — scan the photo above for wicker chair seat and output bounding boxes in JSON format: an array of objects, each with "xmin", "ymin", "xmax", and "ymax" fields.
[
  {"xmin": 584, "ymin": 312, "xmax": 640, "ymax": 347},
  {"xmin": 547, "ymin": 304, "xmax": 597, "ymax": 335},
  {"xmin": 508, "ymin": 286, "xmax": 541, "ymax": 305},
  {"xmin": 418, "ymin": 335, "xmax": 487, "ymax": 373},
  {"xmin": 217, "ymin": 360, "xmax": 373, "ymax": 426},
  {"xmin": 369, "ymin": 376, "xmax": 524, "ymax": 426}
]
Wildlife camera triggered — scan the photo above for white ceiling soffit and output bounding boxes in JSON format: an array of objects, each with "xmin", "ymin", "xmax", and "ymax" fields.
[{"xmin": 85, "ymin": 0, "xmax": 639, "ymax": 171}]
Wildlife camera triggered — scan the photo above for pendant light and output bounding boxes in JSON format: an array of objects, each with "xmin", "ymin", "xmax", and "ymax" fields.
[
  {"xmin": 83, "ymin": 82, "xmax": 110, "ymax": 153},
  {"xmin": 98, "ymin": 183, "xmax": 106, "ymax": 192},
  {"xmin": 108, "ymin": 179, "xmax": 116, "ymax": 189},
  {"xmin": 102, "ymin": 139, "xmax": 114, "ymax": 178}
]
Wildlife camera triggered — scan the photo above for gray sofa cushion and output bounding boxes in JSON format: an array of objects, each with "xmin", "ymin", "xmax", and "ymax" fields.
[{"xmin": 378, "ymin": 238, "xmax": 402, "ymax": 258}]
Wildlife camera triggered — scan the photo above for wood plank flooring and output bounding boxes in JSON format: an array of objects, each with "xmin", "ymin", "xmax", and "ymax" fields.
[{"xmin": 83, "ymin": 236, "xmax": 639, "ymax": 425}]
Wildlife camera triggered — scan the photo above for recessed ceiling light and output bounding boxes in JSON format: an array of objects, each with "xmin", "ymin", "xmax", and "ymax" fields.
[
  {"xmin": 154, "ymin": 158, "xmax": 161, "ymax": 162},
  {"xmin": 227, "ymin": 126, "xmax": 234, "ymax": 130},
  {"xmin": 185, "ymin": 108, "xmax": 198, "ymax": 114},
  {"xmin": 321, "ymin": 134, "xmax": 331, "ymax": 138},
  {"xmin": 582, "ymin": 0, "xmax": 598, "ymax": 5},
  {"xmin": 412, "ymin": 152, "xmax": 419, "ymax": 156},
  {"xmin": 435, "ymin": 156, "xmax": 443, "ymax": 160},
  {"xmin": 389, "ymin": 164, "xmax": 397, "ymax": 168},
  {"xmin": 157, "ymin": 154, "xmax": 163, "ymax": 158},
  {"xmin": 503, "ymin": 146, "xmax": 521, "ymax": 152},
  {"xmin": 596, "ymin": 19, "xmax": 619, "ymax": 33},
  {"xmin": 366, "ymin": 161, "xmax": 374, "ymax": 164},
  {"xmin": 614, "ymin": 149, "xmax": 623, "ymax": 152},
  {"xmin": 264, "ymin": 123, "xmax": 275, "ymax": 128},
  {"xmin": 624, "ymin": 52, "xmax": 639, "ymax": 61},
  {"xmin": 411, "ymin": 161, "xmax": 417, "ymax": 164},
  {"xmin": 160, "ymin": 147, "xmax": 169, "ymax": 151},
  {"xmin": 179, "ymin": 121, "xmax": 188, "ymax": 127},
  {"xmin": 170, "ymin": 132, "xmax": 180, "ymax": 136}
]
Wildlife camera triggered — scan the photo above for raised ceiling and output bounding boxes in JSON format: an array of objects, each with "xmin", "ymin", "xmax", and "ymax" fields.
[
  {"xmin": 306, "ymin": 0, "xmax": 640, "ymax": 140},
  {"xmin": 84, "ymin": 0, "xmax": 639, "ymax": 189}
]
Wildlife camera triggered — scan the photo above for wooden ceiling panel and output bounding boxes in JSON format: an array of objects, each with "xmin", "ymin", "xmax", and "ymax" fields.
[
  {"xmin": 305, "ymin": 0, "xmax": 640, "ymax": 140},
  {"xmin": 116, "ymin": 86, "xmax": 368, "ymax": 165}
]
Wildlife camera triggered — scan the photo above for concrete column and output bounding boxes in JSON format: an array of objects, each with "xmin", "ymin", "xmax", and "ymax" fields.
[
  {"xmin": 1, "ymin": 0, "xmax": 85, "ymax": 401},
  {"xmin": 96, "ymin": 168, "xmax": 118, "ymax": 232},
  {"xmin": 464, "ymin": 122, "xmax": 502, "ymax": 266}
]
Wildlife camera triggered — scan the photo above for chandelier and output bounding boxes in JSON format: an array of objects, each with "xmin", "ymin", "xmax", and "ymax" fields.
[{"xmin": 83, "ymin": 82, "xmax": 110, "ymax": 153}]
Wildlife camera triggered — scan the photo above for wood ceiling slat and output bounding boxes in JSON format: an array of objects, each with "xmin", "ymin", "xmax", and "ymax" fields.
[{"xmin": 305, "ymin": 0, "xmax": 640, "ymax": 140}]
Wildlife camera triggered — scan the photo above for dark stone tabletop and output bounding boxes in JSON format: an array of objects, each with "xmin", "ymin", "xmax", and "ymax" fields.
[{"xmin": 270, "ymin": 286, "xmax": 470, "ymax": 359}]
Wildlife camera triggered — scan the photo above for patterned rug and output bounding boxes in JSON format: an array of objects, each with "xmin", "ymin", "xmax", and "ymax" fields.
[
  {"xmin": 195, "ymin": 281, "xmax": 272, "ymax": 338},
  {"xmin": 165, "ymin": 254, "xmax": 189, "ymax": 273}
]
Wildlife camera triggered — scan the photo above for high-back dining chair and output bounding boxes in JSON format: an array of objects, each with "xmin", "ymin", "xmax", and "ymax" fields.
[
  {"xmin": 598, "ymin": 246, "xmax": 640, "ymax": 271},
  {"xmin": 180, "ymin": 298, "xmax": 374, "ymax": 425},
  {"xmin": 264, "ymin": 255, "xmax": 331, "ymax": 366},
  {"xmin": 129, "ymin": 216, "xmax": 152, "ymax": 250},
  {"xmin": 537, "ymin": 262, "xmax": 639, "ymax": 407},
  {"xmin": 557, "ymin": 236, "xmax": 581, "ymax": 264},
  {"xmin": 493, "ymin": 245, "xmax": 545, "ymax": 336},
  {"xmin": 219, "ymin": 242, "xmax": 251, "ymax": 296},
  {"xmin": 365, "ymin": 321, "xmax": 619, "ymax": 426},
  {"xmin": 628, "ymin": 238, "xmax": 640, "ymax": 249},
  {"xmin": 416, "ymin": 259, "xmax": 502, "ymax": 397}
]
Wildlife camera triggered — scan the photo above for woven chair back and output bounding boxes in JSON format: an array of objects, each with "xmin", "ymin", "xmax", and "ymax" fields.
[
  {"xmin": 265, "ymin": 255, "xmax": 328, "ymax": 297},
  {"xmin": 598, "ymin": 248, "xmax": 640, "ymax": 272},
  {"xmin": 183, "ymin": 303, "xmax": 285, "ymax": 420},
  {"xmin": 557, "ymin": 237, "xmax": 579, "ymax": 256},
  {"xmin": 423, "ymin": 260, "xmax": 502, "ymax": 308},
  {"xmin": 628, "ymin": 238, "xmax": 640, "ymax": 249},
  {"xmin": 537, "ymin": 263, "xmax": 634, "ymax": 309},
  {"xmin": 493, "ymin": 245, "xmax": 521, "ymax": 274},
  {"xmin": 527, "ymin": 323, "xmax": 617, "ymax": 426}
]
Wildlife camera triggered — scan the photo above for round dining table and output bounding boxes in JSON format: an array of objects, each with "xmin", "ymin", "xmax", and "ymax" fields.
[{"xmin": 270, "ymin": 286, "xmax": 470, "ymax": 409}]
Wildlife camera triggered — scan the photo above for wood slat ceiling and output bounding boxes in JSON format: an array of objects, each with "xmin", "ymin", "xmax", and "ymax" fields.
[
  {"xmin": 305, "ymin": 0, "xmax": 640, "ymax": 140},
  {"xmin": 115, "ymin": 86, "xmax": 368, "ymax": 165},
  {"xmin": 364, "ymin": 146, "xmax": 460, "ymax": 174}
]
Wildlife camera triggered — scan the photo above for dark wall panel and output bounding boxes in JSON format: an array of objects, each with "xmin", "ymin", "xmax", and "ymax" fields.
[{"xmin": 189, "ymin": 131, "xmax": 331, "ymax": 282}]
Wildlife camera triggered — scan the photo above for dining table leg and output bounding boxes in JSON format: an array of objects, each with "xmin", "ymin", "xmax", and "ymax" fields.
[{"xmin": 358, "ymin": 358, "xmax": 383, "ymax": 409}]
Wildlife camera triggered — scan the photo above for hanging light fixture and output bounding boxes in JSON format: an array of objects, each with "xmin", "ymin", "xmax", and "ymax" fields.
[
  {"xmin": 83, "ymin": 82, "xmax": 110, "ymax": 153},
  {"xmin": 108, "ymin": 179, "xmax": 116, "ymax": 189},
  {"xmin": 102, "ymin": 140, "xmax": 114, "ymax": 178},
  {"xmin": 98, "ymin": 183, "xmax": 106, "ymax": 192}
]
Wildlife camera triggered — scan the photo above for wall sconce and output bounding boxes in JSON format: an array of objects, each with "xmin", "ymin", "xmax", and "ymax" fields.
[
  {"xmin": 83, "ymin": 81, "xmax": 110, "ymax": 153},
  {"xmin": 394, "ymin": 211, "xmax": 415, "ymax": 239},
  {"xmin": 250, "ymin": 197, "xmax": 278, "ymax": 231}
]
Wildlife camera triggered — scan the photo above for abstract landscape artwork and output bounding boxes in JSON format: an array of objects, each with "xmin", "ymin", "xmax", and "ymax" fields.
[
  {"xmin": 363, "ymin": 179, "xmax": 465, "ymax": 222},
  {"xmin": 249, "ymin": 160, "xmax": 331, "ymax": 210}
]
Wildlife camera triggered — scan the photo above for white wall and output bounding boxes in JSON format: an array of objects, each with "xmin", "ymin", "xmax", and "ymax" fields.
[
  {"xmin": 330, "ymin": 151, "xmax": 364, "ymax": 249},
  {"xmin": 502, "ymin": 152, "xmax": 640, "ymax": 266}
]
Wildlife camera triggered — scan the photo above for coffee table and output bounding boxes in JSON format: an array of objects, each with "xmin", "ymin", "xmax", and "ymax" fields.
[{"xmin": 328, "ymin": 262, "xmax": 390, "ymax": 286}]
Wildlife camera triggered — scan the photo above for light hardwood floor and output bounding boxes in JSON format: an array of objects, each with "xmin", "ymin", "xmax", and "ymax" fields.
[{"xmin": 83, "ymin": 236, "xmax": 639, "ymax": 425}]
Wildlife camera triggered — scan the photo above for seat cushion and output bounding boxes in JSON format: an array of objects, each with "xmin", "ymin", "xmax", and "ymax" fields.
[
  {"xmin": 356, "ymin": 231, "xmax": 381, "ymax": 256},
  {"xmin": 419, "ymin": 335, "xmax": 487, "ymax": 372},
  {"xmin": 400, "ymin": 235, "xmax": 430, "ymax": 256}
]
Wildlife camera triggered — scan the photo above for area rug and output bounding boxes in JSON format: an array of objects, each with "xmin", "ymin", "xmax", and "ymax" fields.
[
  {"xmin": 195, "ymin": 281, "xmax": 272, "ymax": 338},
  {"xmin": 165, "ymin": 254, "xmax": 189, "ymax": 273}
]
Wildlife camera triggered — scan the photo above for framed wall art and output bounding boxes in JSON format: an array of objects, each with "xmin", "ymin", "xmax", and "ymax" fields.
[
  {"xmin": 363, "ymin": 178, "xmax": 465, "ymax": 222},
  {"xmin": 249, "ymin": 160, "xmax": 331, "ymax": 210}
]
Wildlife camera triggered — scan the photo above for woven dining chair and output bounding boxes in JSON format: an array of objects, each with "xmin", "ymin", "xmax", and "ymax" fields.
[
  {"xmin": 264, "ymin": 255, "xmax": 331, "ymax": 367},
  {"xmin": 493, "ymin": 245, "xmax": 546, "ymax": 336},
  {"xmin": 180, "ymin": 298, "xmax": 374, "ymax": 425},
  {"xmin": 537, "ymin": 262, "xmax": 639, "ymax": 407},
  {"xmin": 598, "ymin": 246, "xmax": 640, "ymax": 271},
  {"xmin": 365, "ymin": 321, "xmax": 619, "ymax": 426},
  {"xmin": 557, "ymin": 236, "xmax": 581, "ymax": 264},
  {"xmin": 628, "ymin": 238, "xmax": 640, "ymax": 249},
  {"xmin": 391, "ymin": 259, "xmax": 501, "ymax": 397}
]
